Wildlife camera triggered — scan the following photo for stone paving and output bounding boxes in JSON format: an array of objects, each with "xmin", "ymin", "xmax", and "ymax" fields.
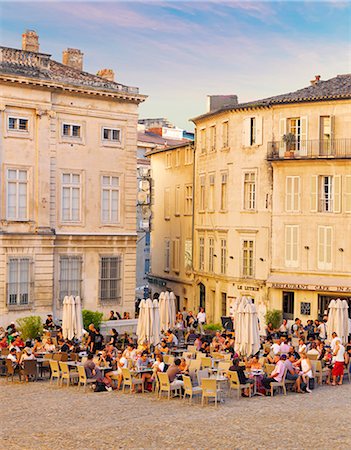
[{"xmin": 0, "ymin": 378, "xmax": 350, "ymax": 449}]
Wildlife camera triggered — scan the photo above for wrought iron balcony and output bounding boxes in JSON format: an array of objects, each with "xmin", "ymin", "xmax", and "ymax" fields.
[{"xmin": 267, "ymin": 139, "xmax": 351, "ymax": 160}]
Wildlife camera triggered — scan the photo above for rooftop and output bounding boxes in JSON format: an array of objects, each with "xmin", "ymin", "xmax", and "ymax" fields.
[
  {"xmin": 192, "ymin": 74, "xmax": 351, "ymax": 122},
  {"xmin": 0, "ymin": 46, "xmax": 145, "ymax": 102}
]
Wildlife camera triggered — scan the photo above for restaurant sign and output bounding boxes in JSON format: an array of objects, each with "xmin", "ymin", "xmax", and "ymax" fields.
[{"xmin": 270, "ymin": 282, "xmax": 351, "ymax": 293}]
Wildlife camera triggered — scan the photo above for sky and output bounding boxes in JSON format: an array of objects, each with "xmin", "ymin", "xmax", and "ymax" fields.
[{"xmin": 1, "ymin": 0, "xmax": 350, "ymax": 130}]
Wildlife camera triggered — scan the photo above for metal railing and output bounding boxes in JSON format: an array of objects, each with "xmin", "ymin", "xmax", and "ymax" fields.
[{"xmin": 267, "ymin": 139, "xmax": 351, "ymax": 160}]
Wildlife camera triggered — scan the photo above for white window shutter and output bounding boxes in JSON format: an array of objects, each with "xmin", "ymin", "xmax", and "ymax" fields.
[
  {"xmin": 326, "ymin": 227, "xmax": 332, "ymax": 267},
  {"xmin": 345, "ymin": 175, "xmax": 351, "ymax": 213},
  {"xmin": 286, "ymin": 177, "xmax": 292, "ymax": 212},
  {"xmin": 300, "ymin": 116, "xmax": 308, "ymax": 156},
  {"xmin": 285, "ymin": 226, "xmax": 291, "ymax": 265},
  {"xmin": 292, "ymin": 226, "xmax": 298, "ymax": 266},
  {"xmin": 255, "ymin": 116, "xmax": 263, "ymax": 146},
  {"xmin": 310, "ymin": 175, "xmax": 318, "ymax": 212},
  {"xmin": 279, "ymin": 118, "xmax": 286, "ymax": 156},
  {"xmin": 294, "ymin": 176, "xmax": 301, "ymax": 211},
  {"xmin": 317, "ymin": 227, "xmax": 324, "ymax": 269},
  {"xmin": 333, "ymin": 175, "xmax": 341, "ymax": 213},
  {"xmin": 242, "ymin": 117, "xmax": 250, "ymax": 147},
  {"xmin": 330, "ymin": 115, "xmax": 335, "ymax": 141}
]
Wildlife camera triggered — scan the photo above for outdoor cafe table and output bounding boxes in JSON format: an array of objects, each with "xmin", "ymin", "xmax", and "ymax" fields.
[
  {"xmin": 208, "ymin": 374, "xmax": 228, "ymax": 402},
  {"xmin": 169, "ymin": 348, "xmax": 185, "ymax": 356},
  {"xmin": 66, "ymin": 361, "xmax": 112, "ymax": 373}
]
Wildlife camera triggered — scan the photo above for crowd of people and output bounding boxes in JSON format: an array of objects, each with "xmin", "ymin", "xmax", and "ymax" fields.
[{"xmin": 1, "ymin": 309, "xmax": 351, "ymax": 397}]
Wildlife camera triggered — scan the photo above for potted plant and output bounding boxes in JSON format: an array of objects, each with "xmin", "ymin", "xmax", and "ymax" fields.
[{"xmin": 282, "ymin": 133, "xmax": 296, "ymax": 157}]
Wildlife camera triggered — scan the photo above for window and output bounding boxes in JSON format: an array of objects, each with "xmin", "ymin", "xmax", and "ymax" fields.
[
  {"xmin": 221, "ymin": 292, "xmax": 227, "ymax": 317},
  {"xmin": 220, "ymin": 238, "xmax": 227, "ymax": 275},
  {"xmin": 165, "ymin": 152, "xmax": 172, "ymax": 169},
  {"xmin": 185, "ymin": 238, "xmax": 192, "ymax": 271},
  {"xmin": 7, "ymin": 169, "xmax": 28, "ymax": 220},
  {"xmin": 175, "ymin": 185, "xmax": 180, "ymax": 216},
  {"xmin": 283, "ymin": 292, "xmax": 294, "ymax": 320},
  {"xmin": 164, "ymin": 188, "xmax": 170, "ymax": 219},
  {"xmin": 208, "ymin": 237, "xmax": 214, "ymax": 272},
  {"xmin": 175, "ymin": 150, "xmax": 180, "ymax": 167},
  {"xmin": 311, "ymin": 175, "xmax": 341, "ymax": 213},
  {"xmin": 318, "ymin": 226, "xmax": 332, "ymax": 270},
  {"xmin": 99, "ymin": 256, "xmax": 122, "ymax": 302},
  {"xmin": 8, "ymin": 117, "xmax": 28, "ymax": 132},
  {"xmin": 243, "ymin": 116, "xmax": 263, "ymax": 147},
  {"xmin": 164, "ymin": 239, "xmax": 170, "ymax": 271},
  {"xmin": 7, "ymin": 258, "xmax": 31, "ymax": 306},
  {"xmin": 172, "ymin": 238, "xmax": 180, "ymax": 272},
  {"xmin": 199, "ymin": 175, "xmax": 206, "ymax": 211},
  {"xmin": 199, "ymin": 237, "xmax": 205, "ymax": 271},
  {"xmin": 286, "ymin": 176, "xmax": 300, "ymax": 212},
  {"xmin": 220, "ymin": 172, "xmax": 228, "ymax": 210},
  {"xmin": 61, "ymin": 173, "xmax": 81, "ymax": 222},
  {"xmin": 210, "ymin": 125, "xmax": 216, "ymax": 151},
  {"xmin": 222, "ymin": 121, "xmax": 229, "ymax": 148},
  {"xmin": 101, "ymin": 175, "xmax": 120, "ymax": 224},
  {"xmin": 284, "ymin": 117, "xmax": 307, "ymax": 153},
  {"xmin": 144, "ymin": 258, "xmax": 150, "ymax": 274},
  {"xmin": 145, "ymin": 232, "xmax": 150, "ymax": 247},
  {"xmin": 59, "ymin": 256, "xmax": 82, "ymax": 299},
  {"xmin": 185, "ymin": 184, "xmax": 193, "ymax": 215},
  {"xmin": 102, "ymin": 127, "xmax": 121, "ymax": 142},
  {"xmin": 285, "ymin": 225, "xmax": 299, "ymax": 267},
  {"xmin": 243, "ymin": 171, "xmax": 256, "ymax": 210},
  {"xmin": 185, "ymin": 146, "xmax": 193, "ymax": 165},
  {"xmin": 62, "ymin": 123, "xmax": 81, "ymax": 138},
  {"xmin": 242, "ymin": 240, "xmax": 254, "ymax": 277},
  {"xmin": 200, "ymin": 128, "xmax": 206, "ymax": 154},
  {"xmin": 208, "ymin": 173, "xmax": 215, "ymax": 211},
  {"xmin": 250, "ymin": 118, "xmax": 256, "ymax": 145}
]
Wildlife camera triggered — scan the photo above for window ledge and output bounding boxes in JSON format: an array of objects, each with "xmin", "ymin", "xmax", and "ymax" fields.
[
  {"xmin": 174, "ymin": 213, "xmax": 180, "ymax": 217},
  {"xmin": 7, "ymin": 304, "xmax": 32, "ymax": 311},
  {"xmin": 219, "ymin": 209, "xmax": 228, "ymax": 214},
  {"xmin": 221, "ymin": 146, "xmax": 230, "ymax": 152},
  {"xmin": 241, "ymin": 210, "xmax": 257, "ymax": 214}
]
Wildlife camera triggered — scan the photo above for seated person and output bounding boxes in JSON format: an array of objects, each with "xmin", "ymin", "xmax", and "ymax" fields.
[
  {"xmin": 58, "ymin": 339, "xmax": 71, "ymax": 353},
  {"xmin": 45, "ymin": 314, "xmax": 55, "ymax": 329},
  {"xmin": 7, "ymin": 348, "xmax": 21, "ymax": 372},
  {"xmin": 44, "ymin": 338, "xmax": 56, "ymax": 352},
  {"xmin": 200, "ymin": 341, "xmax": 210, "ymax": 354},
  {"xmin": 106, "ymin": 350, "xmax": 127, "ymax": 390},
  {"xmin": 262, "ymin": 354, "xmax": 287, "ymax": 393},
  {"xmin": 165, "ymin": 330, "xmax": 178, "ymax": 347},
  {"xmin": 152, "ymin": 355, "xmax": 165, "ymax": 380},
  {"xmin": 166, "ymin": 358, "xmax": 184, "ymax": 389},
  {"xmin": 84, "ymin": 353, "xmax": 103, "ymax": 380},
  {"xmin": 108, "ymin": 310, "xmax": 117, "ymax": 321},
  {"xmin": 136, "ymin": 351, "xmax": 152, "ymax": 390},
  {"xmin": 284, "ymin": 354, "xmax": 302, "ymax": 393},
  {"xmin": 19, "ymin": 347, "xmax": 36, "ymax": 366},
  {"xmin": 307, "ymin": 342, "xmax": 319, "ymax": 357},
  {"xmin": 248, "ymin": 355, "xmax": 262, "ymax": 370},
  {"xmin": 279, "ymin": 338, "xmax": 290, "ymax": 355},
  {"xmin": 156, "ymin": 340, "xmax": 170, "ymax": 355},
  {"xmin": 33, "ymin": 337, "xmax": 45, "ymax": 354},
  {"xmin": 229, "ymin": 357, "xmax": 254, "ymax": 397},
  {"xmin": 179, "ymin": 357, "xmax": 189, "ymax": 374}
]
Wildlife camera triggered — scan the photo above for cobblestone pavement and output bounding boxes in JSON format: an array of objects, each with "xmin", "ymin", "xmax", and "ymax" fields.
[{"xmin": 0, "ymin": 378, "xmax": 350, "ymax": 449}]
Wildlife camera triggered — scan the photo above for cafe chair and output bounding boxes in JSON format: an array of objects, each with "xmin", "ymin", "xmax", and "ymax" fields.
[
  {"xmin": 23, "ymin": 360, "xmax": 38, "ymax": 382},
  {"xmin": 228, "ymin": 371, "xmax": 252, "ymax": 399},
  {"xmin": 77, "ymin": 365, "xmax": 95, "ymax": 392},
  {"xmin": 183, "ymin": 375, "xmax": 202, "ymax": 404},
  {"xmin": 157, "ymin": 372, "xmax": 181, "ymax": 400},
  {"xmin": 201, "ymin": 378, "xmax": 221, "ymax": 407},
  {"xmin": 122, "ymin": 368, "xmax": 144, "ymax": 394},
  {"xmin": 49, "ymin": 360, "xmax": 61, "ymax": 385},
  {"xmin": 59, "ymin": 362, "xmax": 79, "ymax": 387}
]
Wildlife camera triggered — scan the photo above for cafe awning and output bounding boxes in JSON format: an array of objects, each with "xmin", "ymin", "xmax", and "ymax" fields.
[{"xmin": 267, "ymin": 273, "xmax": 351, "ymax": 292}]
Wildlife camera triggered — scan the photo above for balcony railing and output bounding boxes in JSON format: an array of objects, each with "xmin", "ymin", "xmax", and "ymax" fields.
[{"xmin": 267, "ymin": 139, "xmax": 351, "ymax": 160}]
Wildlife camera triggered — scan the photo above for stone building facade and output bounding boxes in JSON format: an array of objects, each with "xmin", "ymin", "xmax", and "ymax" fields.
[
  {"xmin": 149, "ymin": 75, "xmax": 351, "ymax": 325},
  {"xmin": 0, "ymin": 30, "xmax": 146, "ymax": 326}
]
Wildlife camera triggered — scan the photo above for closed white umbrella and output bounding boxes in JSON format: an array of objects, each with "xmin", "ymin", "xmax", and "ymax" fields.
[
  {"xmin": 249, "ymin": 302, "xmax": 260, "ymax": 356},
  {"xmin": 145, "ymin": 298, "xmax": 154, "ymax": 344},
  {"xmin": 152, "ymin": 299, "xmax": 161, "ymax": 346},
  {"xmin": 158, "ymin": 292, "xmax": 167, "ymax": 331},
  {"xmin": 327, "ymin": 299, "xmax": 337, "ymax": 340},
  {"xmin": 137, "ymin": 299, "xmax": 146, "ymax": 343},
  {"xmin": 74, "ymin": 296, "xmax": 84, "ymax": 340},
  {"xmin": 62, "ymin": 296, "xmax": 70, "ymax": 339},
  {"xmin": 342, "ymin": 300, "xmax": 349, "ymax": 344},
  {"xmin": 169, "ymin": 292, "xmax": 177, "ymax": 328},
  {"xmin": 164, "ymin": 291, "xmax": 171, "ymax": 330},
  {"xmin": 67, "ymin": 296, "xmax": 76, "ymax": 340}
]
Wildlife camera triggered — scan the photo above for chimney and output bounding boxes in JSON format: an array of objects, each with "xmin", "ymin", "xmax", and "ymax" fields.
[
  {"xmin": 22, "ymin": 30, "xmax": 39, "ymax": 52},
  {"xmin": 207, "ymin": 95, "xmax": 238, "ymax": 113},
  {"xmin": 96, "ymin": 68, "xmax": 115, "ymax": 82},
  {"xmin": 62, "ymin": 48, "xmax": 84, "ymax": 71},
  {"xmin": 310, "ymin": 75, "xmax": 321, "ymax": 86}
]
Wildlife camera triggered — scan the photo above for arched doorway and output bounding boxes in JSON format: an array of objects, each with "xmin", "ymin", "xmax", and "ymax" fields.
[{"xmin": 199, "ymin": 283, "xmax": 206, "ymax": 310}]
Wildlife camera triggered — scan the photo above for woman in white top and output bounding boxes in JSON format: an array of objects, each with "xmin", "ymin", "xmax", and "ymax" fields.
[
  {"xmin": 332, "ymin": 339, "xmax": 345, "ymax": 385},
  {"xmin": 44, "ymin": 338, "xmax": 56, "ymax": 352},
  {"xmin": 300, "ymin": 353, "xmax": 313, "ymax": 393}
]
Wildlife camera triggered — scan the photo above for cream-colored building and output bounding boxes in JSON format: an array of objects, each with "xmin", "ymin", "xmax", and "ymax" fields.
[
  {"xmin": 0, "ymin": 30, "xmax": 146, "ymax": 326},
  {"xmin": 147, "ymin": 142, "xmax": 195, "ymax": 311},
  {"xmin": 149, "ymin": 77, "xmax": 351, "ymax": 325}
]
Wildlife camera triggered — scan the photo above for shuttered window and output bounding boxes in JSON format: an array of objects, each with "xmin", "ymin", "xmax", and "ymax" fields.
[
  {"xmin": 318, "ymin": 226, "xmax": 332, "ymax": 270},
  {"xmin": 285, "ymin": 225, "xmax": 299, "ymax": 267},
  {"xmin": 345, "ymin": 175, "xmax": 351, "ymax": 213},
  {"xmin": 7, "ymin": 258, "xmax": 31, "ymax": 306},
  {"xmin": 59, "ymin": 256, "xmax": 82, "ymax": 299},
  {"xmin": 286, "ymin": 176, "xmax": 300, "ymax": 212}
]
